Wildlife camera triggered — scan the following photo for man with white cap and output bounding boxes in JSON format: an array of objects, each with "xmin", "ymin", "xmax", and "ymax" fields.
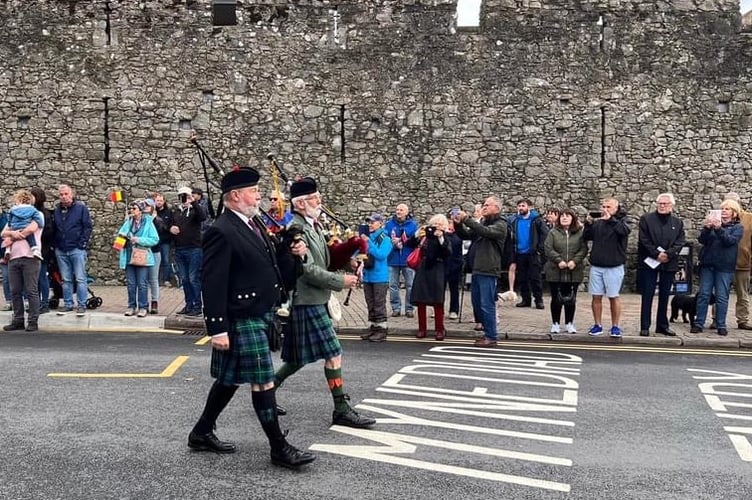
[{"xmin": 171, "ymin": 186, "xmax": 206, "ymax": 316}]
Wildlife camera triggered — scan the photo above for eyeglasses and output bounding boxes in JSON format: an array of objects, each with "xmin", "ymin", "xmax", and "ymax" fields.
[{"xmin": 657, "ymin": 202, "xmax": 672, "ymax": 206}]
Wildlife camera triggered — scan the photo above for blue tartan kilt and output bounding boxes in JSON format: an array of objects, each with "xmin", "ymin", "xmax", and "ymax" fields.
[
  {"xmin": 281, "ymin": 304, "xmax": 342, "ymax": 365},
  {"xmin": 210, "ymin": 313, "xmax": 275, "ymax": 386}
]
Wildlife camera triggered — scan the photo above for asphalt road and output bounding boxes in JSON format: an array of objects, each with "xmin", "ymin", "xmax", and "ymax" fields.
[{"xmin": 1, "ymin": 332, "xmax": 751, "ymax": 500}]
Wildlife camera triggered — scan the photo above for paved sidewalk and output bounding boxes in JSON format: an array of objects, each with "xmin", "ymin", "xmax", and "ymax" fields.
[{"xmin": 1, "ymin": 284, "xmax": 751, "ymax": 348}]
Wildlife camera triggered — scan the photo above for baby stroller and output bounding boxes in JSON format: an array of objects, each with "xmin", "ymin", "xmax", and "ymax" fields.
[{"xmin": 47, "ymin": 257, "xmax": 103, "ymax": 310}]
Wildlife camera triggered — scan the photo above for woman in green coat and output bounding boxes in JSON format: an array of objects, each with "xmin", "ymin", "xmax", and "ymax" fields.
[{"xmin": 544, "ymin": 208, "xmax": 588, "ymax": 334}]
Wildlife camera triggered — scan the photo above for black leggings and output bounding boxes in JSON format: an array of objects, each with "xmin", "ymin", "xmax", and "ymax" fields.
[{"xmin": 548, "ymin": 281, "xmax": 580, "ymax": 324}]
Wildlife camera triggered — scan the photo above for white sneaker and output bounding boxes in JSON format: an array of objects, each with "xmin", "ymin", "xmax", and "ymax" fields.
[
  {"xmin": 550, "ymin": 323, "xmax": 560, "ymax": 334},
  {"xmin": 448, "ymin": 312, "xmax": 458, "ymax": 320},
  {"xmin": 566, "ymin": 322, "xmax": 577, "ymax": 334}
]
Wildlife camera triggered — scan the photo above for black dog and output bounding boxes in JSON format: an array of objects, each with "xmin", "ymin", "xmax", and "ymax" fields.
[{"xmin": 670, "ymin": 294, "xmax": 715, "ymax": 324}]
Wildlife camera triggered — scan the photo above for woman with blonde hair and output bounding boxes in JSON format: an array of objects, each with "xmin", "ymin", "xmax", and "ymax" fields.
[
  {"xmin": 691, "ymin": 199, "xmax": 743, "ymax": 336},
  {"xmin": 409, "ymin": 214, "xmax": 452, "ymax": 340},
  {"xmin": 115, "ymin": 199, "xmax": 159, "ymax": 317}
]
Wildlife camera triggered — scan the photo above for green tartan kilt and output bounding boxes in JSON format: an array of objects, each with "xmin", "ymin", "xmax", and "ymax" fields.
[
  {"xmin": 281, "ymin": 304, "xmax": 342, "ymax": 365},
  {"xmin": 210, "ymin": 313, "xmax": 275, "ymax": 386}
]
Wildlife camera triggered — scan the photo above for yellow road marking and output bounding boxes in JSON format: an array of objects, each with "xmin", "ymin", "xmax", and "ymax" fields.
[
  {"xmin": 337, "ymin": 335, "xmax": 752, "ymax": 357},
  {"xmin": 195, "ymin": 336, "xmax": 211, "ymax": 345},
  {"xmin": 47, "ymin": 355, "xmax": 189, "ymax": 378}
]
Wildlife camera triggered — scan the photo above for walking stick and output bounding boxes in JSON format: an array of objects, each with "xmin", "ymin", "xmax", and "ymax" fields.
[{"xmin": 458, "ymin": 271, "xmax": 466, "ymax": 322}]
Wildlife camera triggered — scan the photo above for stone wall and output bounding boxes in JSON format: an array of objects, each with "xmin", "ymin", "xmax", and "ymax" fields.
[{"xmin": 1, "ymin": 0, "xmax": 751, "ymax": 284}]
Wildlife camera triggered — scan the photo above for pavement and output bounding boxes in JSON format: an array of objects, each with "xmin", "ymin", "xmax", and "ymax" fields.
[{"xmin": 2, "ymin": 283, "xmax": 752, "ymax": 348}]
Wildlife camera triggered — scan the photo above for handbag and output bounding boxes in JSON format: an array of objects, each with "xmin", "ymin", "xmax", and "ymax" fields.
[
  {"xmin": 406, "ymin": 239, "xmax": 424, "ymax": 270},
  {"xmin": 557, "ymin": 269, "xmax": 576, "ymax": 307},
  {"xmin": 129, "ymin": 247, "xmax": 149, "ymax": 267}
]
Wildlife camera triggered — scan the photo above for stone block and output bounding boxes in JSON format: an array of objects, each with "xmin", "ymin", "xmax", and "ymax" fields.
[
  {"xmin": 621, "ymin": 336, "xmax": 683, "ymax": 346},
  {"xmin": 682, "ymin": 337, "xmax": 740, "ymax": 348}
]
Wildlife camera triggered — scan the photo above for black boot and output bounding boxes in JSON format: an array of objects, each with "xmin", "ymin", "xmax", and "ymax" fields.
[
  {"xmin": 332, "ymin": 394, "xmax": 376, "ymax": 428},
  {"xmin": 253, "ymin": 388, "xmax": 313, "ymax": 467},
  {"xmin": 3, "ymin": 322, "xmax": 25, "ymax": 331},
  {"xmin": 270, "ymin": 437, "xmax": 317, "ymax": 469},
  {"xmin": 188, "ymin": 382, "xmax": 239, "ymax": 453},
  {"xmin": 187, "ymin": 430, "xmax": 237, "ymax": 453}
]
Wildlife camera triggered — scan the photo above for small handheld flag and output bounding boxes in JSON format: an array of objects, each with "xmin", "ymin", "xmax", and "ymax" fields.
[
  {"xmin": 109, "ymin": 191, "xmax": 123, "ymax": 202},
  {"xmin": 112, "ymin": 235, "xmax": 127, "ymax": 251}
]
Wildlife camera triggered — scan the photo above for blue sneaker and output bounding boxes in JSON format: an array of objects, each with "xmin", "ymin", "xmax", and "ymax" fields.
[
  {"xmin": 610, "ymin": 326, "xmax": 622, "ymax": 338},
  {"xmin": 588, "ymin": 324, "xmax": 603, "ymax": 336}
]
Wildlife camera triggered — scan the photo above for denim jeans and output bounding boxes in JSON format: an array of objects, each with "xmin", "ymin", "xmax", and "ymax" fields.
[
  {"xmin": 694, "ymin": 267, "xmax": 733, "ymax": 329},
  {"xmin": 38, "ymin": 260, "xmax": 49, "ymax": 309},
  {"xmin": 148, "ymin": 251, "xmax": 161, "ymax": 302},
  {"xmin": 55, "ymin": 248, "xmax": 88, "ymax": 309},
  {"xmin": 0, "ymin": 262, "xmax": 10, "ymax": 303},
  {"xmin": 693, "ymin": 267, "xmax": 734, "ymax": 329},
  {"xmin": 159, "ymin": 242, "xmax": 172, "ymax": 283},
  {"xmin": 389, "ymin": 266, "xmax": 415, "ymax": 314},
  {"xmin": 471, "ymin": 273, "xmax": 498, "ymax": 340},
  {"xmin": 125, "ymin": 265, "xmax": 150, "ymax": 310},
  {"xmin": 174, "ymin": 246, "xmax": 202, "ymax": 311},
  {"xmin": 638, "ymin": 268, "xmax": 674, "ymax": 331}
]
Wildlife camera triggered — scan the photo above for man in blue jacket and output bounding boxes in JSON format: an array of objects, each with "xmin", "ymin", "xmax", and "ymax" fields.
[
  {"xmin": 53, "ymin": 184, "xmax": 93, "ymax": 317},
  {"xmin": 360, "ymin": 213, "xmax": 394, "ymax": 342},
  {"xmin": 384, "ymin": 203, "xmax": 418, "ymax": 318}
]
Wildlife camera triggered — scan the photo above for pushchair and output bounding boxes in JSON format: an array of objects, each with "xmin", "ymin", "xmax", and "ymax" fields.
[{"xmin": 47, "ymin": 257, "xmax": 103, "ymax": 310}]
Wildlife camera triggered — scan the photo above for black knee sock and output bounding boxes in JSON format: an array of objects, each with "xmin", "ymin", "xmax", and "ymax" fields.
[
  {"xmin": 252, "ymin": 388, "xmax": 285, "ymax": 447},
  {"xmin": 193, "ymin": 381, "xmax": 239, "ymax": 434}
]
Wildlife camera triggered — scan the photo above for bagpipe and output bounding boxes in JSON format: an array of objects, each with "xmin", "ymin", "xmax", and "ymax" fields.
[{"xmin": 187, "ymin": 135, "xmax": 367, "ymax": 271}]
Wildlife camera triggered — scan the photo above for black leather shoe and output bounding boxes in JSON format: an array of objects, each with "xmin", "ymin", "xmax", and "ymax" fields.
[
  {"xmin": 25, "ymin": 323, "xmax": 38, "ymax": 332},
  {"xmin": 639, "ymin": 330, "xmax": 650, "ymax": 337},
  {"xmin": 718, "ymin": 328, "xmax": 728, "ymax": 336},
  {"xmin": 332, "ymin": 408, "xmax": 376, "ymax": 428},
  {"xmin": 656, "ymin": 329, "xmax": 677, "ymax": 337},
  {"xmin": 270, "ymin": 441, "xmax": 316, "ymax": 469},
  {"xmin": 187, "ymin": 430, "xmax": 236, "ymax": 454},
  {"xmin": 176, "ymin": 307, "xmax": 189, "ymax": 315},
  {"xmin": 690, "ymin": 326, "xmax": 703, "ymax": 334},
  {"xmin": 276, "ymin": 404, "xmax": 287, "ymax": 416},
  {"xmin": 515, "ymin": 302, "xmax": 531, "ymax": 308},
  {"xmin": 3, "ymin": 323, "xmax": 25, "ymax": 332},
  {"xmin": 535, "ymin": 302, "xmax": 544, "ymax": 310}
]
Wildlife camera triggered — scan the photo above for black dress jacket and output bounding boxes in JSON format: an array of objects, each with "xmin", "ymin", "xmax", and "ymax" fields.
[{"xmin": 202, "ymin": 210, "xmax": 295, "ymax": 336}]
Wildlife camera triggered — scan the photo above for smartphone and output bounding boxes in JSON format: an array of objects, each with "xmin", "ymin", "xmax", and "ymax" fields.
[
  {"xmin": 707, "ymin": 209, "xmax": 722, "ymax": 221},
  {"xmin": 450, "ymin": 207, "xmax": 460, "ymax": 218},
  {"xmin": 589, "ymin": 211, "xmax": 603, "ymax": 219},
  {"xmin": 358, "ymin": 224, "xmax": 369, "ymax": 236}
]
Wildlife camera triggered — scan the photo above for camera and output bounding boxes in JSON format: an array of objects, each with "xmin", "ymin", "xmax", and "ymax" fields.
[
  {"xmin": 425, "ymin": 226, "xmax": 436, "ymax": 237},
  {"xmin": 358, "ymin": 224, "xmax": 369, "ymax": 236},
  {"xmin": 589, "ymin": 211, "xmax": 603, "ymax": 219},
  {"xmin": 179, "ymin": 193, "xmax": 188, "ymax": 203}
]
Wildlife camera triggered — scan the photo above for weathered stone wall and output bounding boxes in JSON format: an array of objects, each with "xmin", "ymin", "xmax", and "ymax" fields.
[{"xmin": 1, "ymin": 0, "xmax": 751, "ymax": 284}]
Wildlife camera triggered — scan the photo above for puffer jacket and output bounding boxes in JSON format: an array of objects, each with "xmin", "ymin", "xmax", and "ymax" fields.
[{"xmin": 543, "ymin": 226, "xmax": 588, "ymax": 283}]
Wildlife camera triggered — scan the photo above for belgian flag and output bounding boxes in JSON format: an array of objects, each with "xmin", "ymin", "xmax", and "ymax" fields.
[{"xmin": 108, "ymin": 190, "xmax": 123, "ymax": 202}]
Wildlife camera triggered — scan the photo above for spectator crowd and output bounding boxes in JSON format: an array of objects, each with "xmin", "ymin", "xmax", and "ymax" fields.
[{"xmin": 1, "ymin": 185, "xmax": 750, "ymax": 346}]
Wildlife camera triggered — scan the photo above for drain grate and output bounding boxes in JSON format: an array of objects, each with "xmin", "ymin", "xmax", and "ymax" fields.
[{"xmin": 182, "ymin": 330, "xmax": 206, "ymax": 336}]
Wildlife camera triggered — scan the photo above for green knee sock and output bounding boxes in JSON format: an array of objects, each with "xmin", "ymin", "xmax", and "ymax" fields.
[
  {"xmin": 274, "ymin": 363, "xmax": 302, "ymax": 388},
  {"xmin": 325, "ymin": 367, "xmax": 349, "ymax": 413}
]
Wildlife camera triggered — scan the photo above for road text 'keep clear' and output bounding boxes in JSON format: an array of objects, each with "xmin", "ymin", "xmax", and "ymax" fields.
[{"xmin": 311, "ymin": 346, "xmax": 582, "ymax": 492}]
